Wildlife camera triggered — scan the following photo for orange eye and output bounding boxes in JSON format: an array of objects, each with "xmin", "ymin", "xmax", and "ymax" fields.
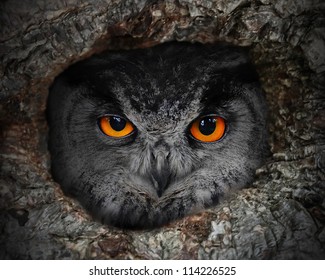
[
  {"xmin": 99, "ymin": 116, "xmax": 134, "ymax": 138},
  {"xmin": 190, "ymin": 116, "xmax": 226, "ymax": 142}
]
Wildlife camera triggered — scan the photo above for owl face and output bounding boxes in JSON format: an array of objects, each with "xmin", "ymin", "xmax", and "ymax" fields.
[{"xmin": 47, "ymin": 42, "xmax": 268, "ymax": 228}]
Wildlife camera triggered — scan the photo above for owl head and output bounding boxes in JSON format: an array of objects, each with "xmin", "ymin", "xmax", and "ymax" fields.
[{"xmin": 47, "ymin": 42, "xmax": 268, "ymax": 228}]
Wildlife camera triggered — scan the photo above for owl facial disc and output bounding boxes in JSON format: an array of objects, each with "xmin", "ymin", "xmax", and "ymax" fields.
[{"xmin": 47, "ymin": 42, "xmax": 268, "ymax": 228}]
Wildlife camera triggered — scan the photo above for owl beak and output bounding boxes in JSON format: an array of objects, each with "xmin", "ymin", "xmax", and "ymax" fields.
[
  {"xmin": 151, "ymin": 150, "xmax": 171, "ymax": 197},
  {"xmin": 151, "ymin": 167, "xmax": 171, "ymax": 197}
]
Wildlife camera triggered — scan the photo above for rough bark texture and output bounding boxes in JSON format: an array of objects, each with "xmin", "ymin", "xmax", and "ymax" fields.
[{"xmin": 0, "ymin": 0, "xmax": 324, "ymax": 259}]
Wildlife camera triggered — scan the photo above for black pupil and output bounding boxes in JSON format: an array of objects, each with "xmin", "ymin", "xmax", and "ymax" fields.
[
  {"xmin": 199, "ymin": 117, "xmax": 216, "ymax": 135},
  {"xmin": 110, "ymin": 116, "xmax": 126, "ymax": 131}
]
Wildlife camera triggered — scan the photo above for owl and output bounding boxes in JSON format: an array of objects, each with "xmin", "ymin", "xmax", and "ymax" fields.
[{"xmin": 47, "ymin": 42, "xmax": 268, "ymax": 229}]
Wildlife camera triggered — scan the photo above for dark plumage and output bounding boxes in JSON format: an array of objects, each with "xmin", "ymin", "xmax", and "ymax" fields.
[{"xmin": 47, "ymin": 42, "xmax": 268, "ymax": 228}]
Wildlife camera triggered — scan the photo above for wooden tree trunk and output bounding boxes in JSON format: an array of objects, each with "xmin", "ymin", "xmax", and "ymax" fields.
[{"xmin": 0, "ymin": 0, "xmax": 324, "ymax": 259}]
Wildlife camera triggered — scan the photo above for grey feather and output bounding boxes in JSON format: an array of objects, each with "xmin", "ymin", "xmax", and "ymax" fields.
[{"xmin": 47, "ymin": 42, "xmax": 268, "ymax": 228}]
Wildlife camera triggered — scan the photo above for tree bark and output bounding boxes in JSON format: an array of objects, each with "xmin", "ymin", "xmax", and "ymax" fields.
[{"xmin": 0, "ymin": 0, "xmax": 324, "ymax": 259}]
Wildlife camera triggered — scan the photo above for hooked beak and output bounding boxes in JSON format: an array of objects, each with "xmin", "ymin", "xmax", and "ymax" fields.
[{"xmin": 151, "ymin": 150, "xmax": 171, "ymax": 197}]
